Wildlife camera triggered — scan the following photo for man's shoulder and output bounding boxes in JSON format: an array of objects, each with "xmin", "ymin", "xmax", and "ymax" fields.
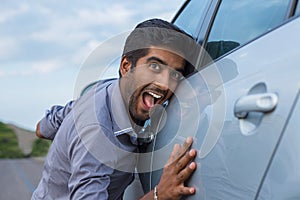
[
  {"xmin": 94, "ymin": 78, "xmax": 118, "ymax": 93},
  {"xmin": 68, "ymin": 78, "xmax": 118, "ymax": 131}
]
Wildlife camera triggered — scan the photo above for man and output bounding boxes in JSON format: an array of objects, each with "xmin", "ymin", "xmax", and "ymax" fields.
[{"xmin": 33, "ymin": 19, "xmax": 199, "ymax": 200}]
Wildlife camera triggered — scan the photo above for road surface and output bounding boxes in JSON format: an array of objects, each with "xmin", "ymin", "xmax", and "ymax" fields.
[{"xmin": 0, "ymin": 158, "xmax": 44, "ymax": 200}]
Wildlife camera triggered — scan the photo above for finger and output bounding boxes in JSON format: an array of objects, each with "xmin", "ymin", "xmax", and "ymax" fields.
[
  {"xmin": 166, "ymin": 143, "xmax": 181, "ymax": 165},
  {"xmin": 166, "ymin": 137, "xmax": 194, "ymax": 166},
  {"xmin": 175, "ymin": 148, "xmax": 196, "ymax": 172},
  {"xmin": 182, "ymin": 137, "xmax": 193, "ymax": 152},
  {"xmin": 174, "ymin": 137, "xmax": 194, "ymax": 161},
  {"xmin": 35, "ymin": 121, "xmax": 44, "ymax": 138},
  {"xmin": 178, "ymin": 186, "xmax": 196, "ymax": 196},
  {"xmin": 177, "ymin": 160, "xmax": 197, "ymax": 182},
  {"xmin": 170, "ymin": 143, "xmax": 181, "ymax": 159}
]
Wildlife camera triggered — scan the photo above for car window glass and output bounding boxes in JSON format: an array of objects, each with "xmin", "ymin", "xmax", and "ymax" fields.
[
  {"xmin": 295, "ymin": 1, "xmax": 300, "ymax": 15},
  {"xmin": 173, "ymin": 0, "xmax": 210, "ymax": 38},
  {"xmin": 204, "ymin": 0, "xmax": 291, "ymax": 61}
]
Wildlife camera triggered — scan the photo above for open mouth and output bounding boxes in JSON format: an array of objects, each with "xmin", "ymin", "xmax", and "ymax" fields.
[{"xmin": 142, "ymin": 91, "xmax": 163, "ymax": 109}]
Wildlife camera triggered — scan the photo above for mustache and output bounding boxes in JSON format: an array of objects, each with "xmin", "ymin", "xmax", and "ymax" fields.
[{"xmin": 142, "ymin": 85, "xmax": 170, "ymax": 96}]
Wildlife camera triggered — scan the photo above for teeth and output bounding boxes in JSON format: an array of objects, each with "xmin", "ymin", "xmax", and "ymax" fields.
[{"xmin": 148, "ymin": 92, "xmax": 162, "ymax": 99}]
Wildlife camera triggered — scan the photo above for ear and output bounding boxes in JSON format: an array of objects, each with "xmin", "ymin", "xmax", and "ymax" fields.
[{"xmin": 119, "ymin": 55, "xmax": 131, "ymax": 77}]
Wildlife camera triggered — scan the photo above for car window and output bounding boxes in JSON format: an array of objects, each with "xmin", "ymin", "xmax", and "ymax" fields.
[
  {"xmin": 204, "ymin": 0, "xmax": 291, "ymax": 61},
  {"xmin": 173, "ymin": 0, "xmax": 210, "ymax": 38},
  {"xmin": 296, "ymin": 1, "xmax": 300, "ymax": 15}
]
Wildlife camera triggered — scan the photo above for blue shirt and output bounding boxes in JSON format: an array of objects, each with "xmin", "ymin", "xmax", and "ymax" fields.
[
  {"xmin": 38, "ymin": 79, "xmax": 116, "ymax": 140},
  {"xmin": 32, "ymin": 79, "xmax": 139, "ymax": 200}
]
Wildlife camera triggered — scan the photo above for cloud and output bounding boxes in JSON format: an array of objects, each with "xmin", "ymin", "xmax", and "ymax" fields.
[
  {"xmin": 0, "ymin": 37, "xmax": 19, "ymax": 59},
  {"xmin": 0, "ymin": 0, "xmax": 185, "ymax": 130},
  {"xmin": 0, "ymin": 59, "xmax": 63, "ymax": 77},
  {"xmin": 31, "ymin": 59, "xmax": 62, "ymax": 74},
  {"xmin": 0, "ymin": 69, "xmax": 5, "ymax": 77},
  {"xmin": 78, "ymin": 4, "xmax": 134, "ymax": 26},
  {"xmin": 31, "ymin": 27, "xmax": 92, "ymax": 44},
  {"xmin": 0, "ymin": 3, "xmax": 29, "ymax": 23},
  {"xmin": 71, "ymin": 39, "xmax": 102, "ymax": 64},
  {"xmin": 29, "ymin": 0, "xmax": 181, "ymax": 44},
  {"xmin": 30, "ymin": 4, "xmax": 134, "ymax": 44}
]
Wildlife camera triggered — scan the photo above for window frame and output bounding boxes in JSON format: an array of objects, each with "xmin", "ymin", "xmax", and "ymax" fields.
[
  {"xmin": 198, "ymin": 0, "xmax": 296, "ymax": 69},
  {"xmin": 171, "ymin": 0, "xmax": 213, "ymax": 40}
]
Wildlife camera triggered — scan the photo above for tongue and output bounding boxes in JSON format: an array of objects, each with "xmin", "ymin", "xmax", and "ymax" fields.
[{"xmin": 143, "ymin": 93, "xmax": 155, "ymax": 108}]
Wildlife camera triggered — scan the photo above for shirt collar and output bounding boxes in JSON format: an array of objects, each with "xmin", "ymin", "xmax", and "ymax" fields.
[{"xmin": 109, "ymin": 81, "xmax": 136, "ymax": 140}]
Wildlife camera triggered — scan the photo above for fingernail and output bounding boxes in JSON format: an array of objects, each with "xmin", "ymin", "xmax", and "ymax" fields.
[
  {"xmin": 189, "ymin": 162, "xmax": 196, "ymax": 169},
  {"xmin": 186, "ymin": 137, "xmax": 193, "ymax": 143},
  {"xmin": 190, "ymin": 188, "xmax": 195, "ymax": 194},
  {"xmin": 189, "ymin": 149, "xmax": 196, "ymax": 156}
]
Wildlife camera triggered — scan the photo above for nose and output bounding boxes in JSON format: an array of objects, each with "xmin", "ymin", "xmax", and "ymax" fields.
[{"xmin": 155, "ymin": 69, "xmax": 172, "ymax": 90}]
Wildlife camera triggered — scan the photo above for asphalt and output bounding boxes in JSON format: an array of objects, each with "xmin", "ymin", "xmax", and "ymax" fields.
[
  {"xmin": 0, "ymin": 125, "xmax": 44, "ymax": 199},
  {"xmin": 0, "ymin": 158, "xmax": 44, "ymax": 200}
]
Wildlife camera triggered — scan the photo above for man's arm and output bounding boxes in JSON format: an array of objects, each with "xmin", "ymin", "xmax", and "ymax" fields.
[
  {"xmin": 140, "ymin": 137, "xmax": 197, "ymax": 200},
  {"xmin": 36, "ymin": 101, "xmax": 74, "ymax": 140},
  {"xmin": 35, "ymin": 79, "xmax": 114, "ymax": 140}
]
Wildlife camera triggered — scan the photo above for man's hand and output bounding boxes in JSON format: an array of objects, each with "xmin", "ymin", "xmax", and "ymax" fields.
[
  {"xmin": 139, "ymin": 137, "xmax": 197, "ymax": 200},
  {"xmin": 156, "ymin": 137, "xmax": 197, "ymax": 200},
  {"xmin": 35, "ymin": 121, "xmax": 44, "ymax": 139}
]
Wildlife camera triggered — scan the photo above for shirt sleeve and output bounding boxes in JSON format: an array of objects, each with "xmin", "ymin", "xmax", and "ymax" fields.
[{"xmin": 39, "ymin": 100, "xmax": 74, "ymax": 140}]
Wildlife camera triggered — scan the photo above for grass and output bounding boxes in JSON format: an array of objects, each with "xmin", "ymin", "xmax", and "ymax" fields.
[
  {"xmin": 30, "ymin": 138, "xmax": 51, "ymax": 157},
  {"xmin": 0, "ymin": 122, "xmax": 24, "ymax": 158},
  {"xmin": 0, "ymin": 121, "xmax": 51, "ymax": 158}
]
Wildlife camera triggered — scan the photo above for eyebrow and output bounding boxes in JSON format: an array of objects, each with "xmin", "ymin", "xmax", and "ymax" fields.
[
  {"xmin": 146, "ymin": 56, "xmax": 184, "ymax": 73},
  {"xmin": 146, "ymin": 56, "xmax": 167, "ymax": 66}
]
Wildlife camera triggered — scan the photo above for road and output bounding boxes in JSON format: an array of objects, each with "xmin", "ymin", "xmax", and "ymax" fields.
[{"xmin": 0, "ymin": 158, "xmax": 44, "ymax": 200}]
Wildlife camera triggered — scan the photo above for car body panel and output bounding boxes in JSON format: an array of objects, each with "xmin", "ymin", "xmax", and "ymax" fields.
[
  {"xmin": 257, "ymin": 90, "xmax": 300, "ymax": 199},
  {"xmin": 139, "ymin": 14, "xmax": 300, "ymax": 200}
]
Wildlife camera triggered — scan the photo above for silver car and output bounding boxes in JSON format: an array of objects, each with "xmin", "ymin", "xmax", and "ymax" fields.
[{"xmin": 125, "ymin": 0, "xmax": 300, "ymax": 199}]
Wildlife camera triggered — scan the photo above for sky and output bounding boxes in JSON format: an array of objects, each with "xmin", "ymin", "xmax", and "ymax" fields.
[{"xmin": 0, "ymin": 0, "xmax": 184, "ymax": 131}]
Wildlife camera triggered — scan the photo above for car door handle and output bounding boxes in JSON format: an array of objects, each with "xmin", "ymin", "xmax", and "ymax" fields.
[{"xmin": 234, "ymin": 93, "xmax": 278, "ymax": 119}]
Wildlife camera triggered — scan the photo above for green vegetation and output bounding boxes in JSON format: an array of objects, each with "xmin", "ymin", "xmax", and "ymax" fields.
[
  {"xmin": 0, "ymin": 122, "xmax": 24, "ymax": 158},
  {"xmin": 0, "ymin": 121, "xmax": 51, "ymax": 158},
  {"xmin": 30, "ymin": 138, "xmax": 51, "ymax": 157}
]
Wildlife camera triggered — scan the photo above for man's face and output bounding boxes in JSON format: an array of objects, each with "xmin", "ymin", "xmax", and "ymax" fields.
[{"xmin": 120, "ymin": 47, "xmax": 185, "ymax": 126}]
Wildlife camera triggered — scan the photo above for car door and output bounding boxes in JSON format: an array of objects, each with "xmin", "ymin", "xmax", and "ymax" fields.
[
  {"xmin": 137, "ymin": 0, "xmax": 300, "ymax": 199},
  {"xmin": 257, "ymin": 90, "xmax": 300, "ymax": 200}
]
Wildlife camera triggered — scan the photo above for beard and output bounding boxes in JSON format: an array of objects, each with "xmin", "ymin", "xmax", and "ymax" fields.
[
  {"xmin": 127, "ymin": 82, "xmax": 171, "ymax": 127},
  {"xmin": 128, "ymin": 92, "xmax": 147, "ymax": 127}
]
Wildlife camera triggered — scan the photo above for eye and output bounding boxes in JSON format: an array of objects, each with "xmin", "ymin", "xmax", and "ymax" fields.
[
  {"xmin": 170, "ymin": 70, "xmax": 183, "ymax": 81},
  {"xmin": 148, "ymin": 63, "xmax": 162, "ymax": 72}
]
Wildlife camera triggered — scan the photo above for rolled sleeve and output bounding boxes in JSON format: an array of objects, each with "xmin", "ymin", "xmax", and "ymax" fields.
[{"xmin": 39, "ymin": 101, "xmax": 74, "ymax": 140}]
